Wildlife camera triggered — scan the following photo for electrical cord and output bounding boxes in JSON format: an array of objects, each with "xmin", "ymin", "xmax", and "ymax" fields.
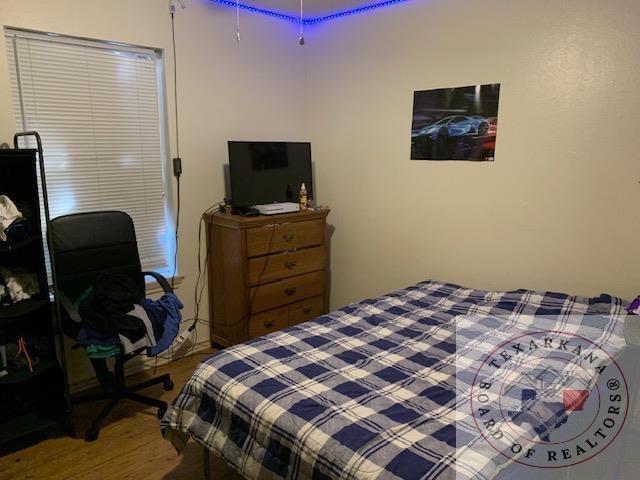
[
  {"xmin": 170, "ymin": 201, "xmax": 223, "ymax": 328},
  {"xmin": 171, "ymin": 176, "xmax": 180, "ymax": 290},
  {"xmin": 181, "ymin": 214, "xmax": 277, "ymax": 356},
  {"xmin": 196, "ymin": 203, "xmax": 225, "ymax": 314},
  {"xmin": 186, "ymin": 202, "xmax": 224, "ymax": 355},
  {"xmin": 170, "ymin": 10, "xmax": 180, "ymax": 159},
  {"xmin": 184, "ymin": 204, "xmax": 273, "ymax": 328},
  {"xmin": 169, "ymin": 1, "xmax": 184, "ymax": 290},
  {"xmin": 247, "ymin": 218, "xmax": 277, "ymax": 316}
]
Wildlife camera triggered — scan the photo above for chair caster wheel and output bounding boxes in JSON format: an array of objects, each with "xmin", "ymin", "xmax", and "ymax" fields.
[
  {"xmin": 85, "ymin": 428, "xmax": 99, "ymax": 442},
  {"xmin": 163, "ymin": 379, "xmax": 174, "ymax": 391},
  {"xmin": 157, "ymin": 405, "xmax": 167, "ymax": 419}
]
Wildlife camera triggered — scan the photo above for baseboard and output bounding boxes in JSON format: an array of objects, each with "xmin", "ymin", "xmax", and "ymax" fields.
[{"xmin": 69, "ymin": 337, "xmax": 212, "ymax": 395}]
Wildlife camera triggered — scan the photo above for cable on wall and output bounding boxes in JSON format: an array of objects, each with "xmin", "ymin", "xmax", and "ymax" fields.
[
  {"xmin": 167, "ymin": 201, "xmax": 223, "ymax": 358},
  {"xmin": 158, "ymin": 200, "xmax": 223, "ymax": 360},
  {"xmin": 169, "ymin": 0, "xmax": 185, "ymax": 289}
]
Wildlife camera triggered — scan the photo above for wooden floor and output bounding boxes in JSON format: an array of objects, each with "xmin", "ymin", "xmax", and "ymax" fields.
[{"xmin": 0, "ymin": 350, "xmax": 243, "ymax": 480}]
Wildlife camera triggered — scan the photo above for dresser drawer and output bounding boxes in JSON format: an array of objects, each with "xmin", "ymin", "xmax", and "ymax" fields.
[
  {"xmin": 248, "ymin": 246, "xmax": 325, "ymax": 286},
  {"xmin": 289, "ymin": 296, "xmax": 324, "ymax": 326},
  {"xmin": 249, "ymin": 271, "xmax": 325, "ymax": 314},
  {"xmin": 249, "ymin": 306, "xmax": 289, "ymax": 338},
  {"xmin": 246, "ymin": 219, "xmax": 325, "ymax": 257}
]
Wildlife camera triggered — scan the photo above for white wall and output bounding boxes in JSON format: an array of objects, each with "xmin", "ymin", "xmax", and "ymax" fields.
[
  {"xmin": 0, "ymin": 0, "xmax": 307, "ymax": 388},
  {"xmin": 304, "ymin": 0, "xmax": 640, "ymax": 308}
]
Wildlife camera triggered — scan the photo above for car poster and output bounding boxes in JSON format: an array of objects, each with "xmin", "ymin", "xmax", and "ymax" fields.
[{"xmin": 411, "ymin": 84, "xmax": 501, "ymax": 161}]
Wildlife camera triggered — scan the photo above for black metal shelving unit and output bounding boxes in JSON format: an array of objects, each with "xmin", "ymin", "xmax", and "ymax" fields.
[{"xmin": 0, "ymin": 133, "xmax": 71, "ymax": 448}]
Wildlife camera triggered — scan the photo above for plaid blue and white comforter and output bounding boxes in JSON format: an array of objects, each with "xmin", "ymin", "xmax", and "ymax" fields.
[{"xmin": 161, "ymin": 281, "xmax": 629, "ymax": 480}]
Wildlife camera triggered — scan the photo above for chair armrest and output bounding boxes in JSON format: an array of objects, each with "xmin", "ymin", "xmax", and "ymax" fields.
[
  {"xmin": 57, "ymin": 290, "xmax": 82, "ymax": 324},
  {"xmin": 143, "ymin": 271, "xmax": 173, "ymax": 294}
]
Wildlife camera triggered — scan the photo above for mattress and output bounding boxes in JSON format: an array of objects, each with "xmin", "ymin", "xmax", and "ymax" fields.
[{"xmin": 161, "ymin": 280, "xmax": 630, "ymax": 479}]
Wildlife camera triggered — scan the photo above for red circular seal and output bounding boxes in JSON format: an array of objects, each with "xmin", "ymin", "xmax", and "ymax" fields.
[{"xmin": 469, "ymin": 330, "xmax": 628, "ymax": 469}]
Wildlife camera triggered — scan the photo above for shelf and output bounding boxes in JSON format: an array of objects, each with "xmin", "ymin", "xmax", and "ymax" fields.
[
  {"xmin": 0, "ymin": 412, "xmax": 60, "ymax": 446},
  {"xmin": 0, "ymin": 359, "xmax": 58, "ymax": 385},
  {"xmin": 0, "ymin": 147, "xmax": 69, "ymax": 449},
  {"xmin": 0, "ymin": 233, "xmax": 41, "ymax": 253},
  {"xmin": 0, "ymin": 298, "xmax": 49, "ymax": 320}
]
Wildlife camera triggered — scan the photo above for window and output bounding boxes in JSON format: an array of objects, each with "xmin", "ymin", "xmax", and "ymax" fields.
[{"xmin": 4, "ymin": 28, "xmax": 174, "ymax": 275}]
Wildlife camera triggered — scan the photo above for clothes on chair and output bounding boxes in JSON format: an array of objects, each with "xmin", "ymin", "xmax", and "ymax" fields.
[
  {"xmin": 76, "ymin": 327, "xmax": 120, "ymax": 347},
  {"xmin": 72, "ymin": 272, "xmax": 182, "ymax": 357},
  {"xmin": 78, "ymin": 272, "xmax": 145, "ymax": 342},
  {"xmin": 75, "ymin": 286, "xmax": 121, "ymax": 352},
  {"xmin": 118, "ymin": 304, "xmax": 157, "ymax": 355},
  {"xmin": 74, "ymin": 288, "xmax": 118, "ymax": 347},
  {"xmin": 86, "ymin": 344, "xmax": 122, "ymax": 358},
  {"xmin": 144, "ymin": 293, "xmax": 183, "ymax": 356},
  {"xmin": 143, "ymin": 299, "xmax": 167, "ymax": 340},
  {"xmin": 74, "ymin": 286, "xmax": 93, "ymax": 311},
  {"xmin": 75, "ymin": 295, "xmax": 182, "ymax": 357}
]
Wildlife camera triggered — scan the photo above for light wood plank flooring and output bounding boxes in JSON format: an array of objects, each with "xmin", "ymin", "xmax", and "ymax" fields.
[{"xmin": 0, "ymin": 350, "xmax": 243, "ymax": 480}]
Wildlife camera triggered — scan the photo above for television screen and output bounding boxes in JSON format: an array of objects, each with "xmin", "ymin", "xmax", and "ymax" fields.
[{"xmin": 229, "ymin": 141, "xmax": 313, "ymax": 207}]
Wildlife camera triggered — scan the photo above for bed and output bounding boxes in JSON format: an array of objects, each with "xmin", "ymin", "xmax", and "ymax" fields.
[{"xmin": 161, "ymin": 280, "xmax": 630, "ymax": 479}]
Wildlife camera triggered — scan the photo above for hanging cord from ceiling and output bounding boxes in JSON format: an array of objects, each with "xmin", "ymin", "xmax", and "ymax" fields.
[
  {"xmin": 169, "ymin": 0, "xmax": 185, "ymax": 290},
  {"xmin": 299, "ymin": 0, "xmax": 305, "ymax": 45},
  {"xmin": 236, "ymin": 0, "xmax": 241, "ymax": 42}
]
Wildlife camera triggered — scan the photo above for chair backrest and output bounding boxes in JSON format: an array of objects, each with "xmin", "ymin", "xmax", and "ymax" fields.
[{"xmin": 49, "ymin": 211, "xmax": 144, "ymax": 301}]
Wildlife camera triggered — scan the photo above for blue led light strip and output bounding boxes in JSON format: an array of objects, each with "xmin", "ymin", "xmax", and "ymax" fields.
[
  {"xmin": 305, "ymin": 0, "xmax": 408, "ymax": 24},
  {"xmin": 211, "ymin": 0, "xmax": 300, "ymax": 23},
  {"xmin": 209, "ymin": 0, "xmax": 408, "ymax": 25}
]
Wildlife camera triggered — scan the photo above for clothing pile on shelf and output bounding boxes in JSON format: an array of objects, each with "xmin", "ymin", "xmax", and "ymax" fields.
[
  {"xmin": 0, "ymin": 195, "xmax": 40, "ymax": 378},
  {"xmin": 71, "ymin": 271, "xmax": 183, "ymax": 358},
  {"xmin": 0, "ymin": 195, "xmax": 31, "ymax": 242},
  {"xmin": 0, "ymin": 266, "xmax": 40, "ymax": 306}
]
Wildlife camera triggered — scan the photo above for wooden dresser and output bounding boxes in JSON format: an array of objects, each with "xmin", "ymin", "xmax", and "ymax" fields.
[{"xmin": 205, "ymin": 209, "xmax": 330, "ymax": 347}]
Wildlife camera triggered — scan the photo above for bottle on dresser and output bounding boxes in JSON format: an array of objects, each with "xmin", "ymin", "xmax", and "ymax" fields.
[{"xmin": 299, "ymin": 183, "xmax": 308, "ymax": 211}]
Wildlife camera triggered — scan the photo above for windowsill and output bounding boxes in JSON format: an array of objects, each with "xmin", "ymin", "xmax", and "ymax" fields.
[{"xmin": 146, "ymin": 275, "xmax": 184, "ymax": 295}]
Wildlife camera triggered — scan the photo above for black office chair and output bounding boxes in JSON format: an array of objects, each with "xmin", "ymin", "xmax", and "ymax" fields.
[{"xmin": 50, "ymin": 211, "xmax": 174, "ymax": 441}]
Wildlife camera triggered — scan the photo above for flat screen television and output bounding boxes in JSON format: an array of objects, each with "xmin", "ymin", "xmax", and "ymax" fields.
[{"xmin": 228, "ymin": 141, "xmax": 313, "ymax": 207}]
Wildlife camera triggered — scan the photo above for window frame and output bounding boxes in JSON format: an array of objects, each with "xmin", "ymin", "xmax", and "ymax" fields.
[{"xmin": 3, "ymin": 27, "xmax": 178, "ymax": 282}]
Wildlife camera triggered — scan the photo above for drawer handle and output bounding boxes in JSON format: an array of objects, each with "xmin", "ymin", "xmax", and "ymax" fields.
[
  {"xmin": 264, "ymin": 320, "xmax": 275, "ymax": 329},
  {"xmin": 284, "ymin": 261, "xmax": 297, "ymax": 270},
  {"xmin": 284, "ymin": 287, "xmax": 297, "ymax": 296},
  {"xmin": 302, "ymin": 307, "xmax": 312, "ymax": 314},
  {"xmin": 265, "ymin": 222, "xmax": 289, "ymax": 228},
  {"xmin": 282, "ymin": 233, "xmax": 295, "ymax": 242}
]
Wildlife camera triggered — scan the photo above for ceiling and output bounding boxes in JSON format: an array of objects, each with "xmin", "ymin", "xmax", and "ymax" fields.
[{"xmin": 216, "ymin": 0, "xmax": 403, "ymax": 20}]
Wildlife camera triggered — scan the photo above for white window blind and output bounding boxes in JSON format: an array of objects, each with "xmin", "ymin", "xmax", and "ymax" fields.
[{"xmin": 4, "ymin": 29, "xmax": 172, "ymax": 275}]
